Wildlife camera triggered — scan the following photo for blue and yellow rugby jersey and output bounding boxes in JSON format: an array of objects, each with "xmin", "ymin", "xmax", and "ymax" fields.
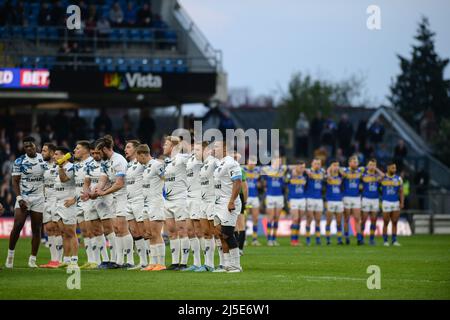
[
  {"xmin": 243, "ymin": 166, "xmax": 260, "ymax": 198},
  {"xmin": 342, "ymin": 167, "xmax": 365, "ymax": 197},
  {"xmin": 361, "ymin": 170, "xmax": 381, "ymax": 199},
  {"xmin": 286, "ymin": 170, "xmax": 307, "ymax": 199},
  {"xmin": 305, "ymin": 168, "xmax": 325, "ymax": 199},
  {"xmin": 261, "ymin": 165, "xmax": 287, "ymax": 197},
  {"xmin": 326, "ymin": 174, "xmax": 343, "ymax": 201},
  {"xmin": 381, "ymin": 174, "xmax": 402, "ymax": 202}
]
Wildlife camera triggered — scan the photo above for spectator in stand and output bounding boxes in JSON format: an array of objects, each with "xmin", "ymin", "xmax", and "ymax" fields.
[
  {"xmin": 1, "ymin": 154, "xmax": 14, "ymax": 178},
  {"xmin": 97, "ymin": 15, "xmax": 112, "ymax": 46},
  {"xmin": 313, "ymin": 146, "xmax": 328, "ymax": 166},
  {"xmin": 415, "ymin": 165, "xmax": 429, "ymax": 210},
  {"xmin": 94, "ymin": 108, "xmax": 113, "ymax": 138},
  {"xmin": 51, "ymin": 0, "xmax": 65, "ymax": 26},
  {"xmin": 137, "ymin": 2, "xmax": 153, "ymax": 27},
  {"xmin": 124, "ymin": 1, "xmax": 138, "ymax": 27},
  {"xmin": 69, "ymin": 110, "xmax": 88, "ymax": 142},
  {"xmin": 109, "ymin": 1, "xmax": 124, "ymax": 27},
  {"xmin": 88, "ymin": 3, "xmax": 99, "ymax": 22},
  {"xmin": 310, "ymin": 111, "xmax": 324, "ymax": 151},
  {"xmin": 29, "ymin": 125, "xmax": 42, "ymax": 149},
  {"xmin": 40, "ymin": 124, "xmax": 56, "ymax": 144},
  {"xmin": 85, "ymin": 14, "xmax": 97, "ymax": 39},
  {"xmin": 321, "ymin": 117, "xmax": 337, "ymax": 158},
  {"xmin": 393, "ymin": 139, "xmax": 408, "ymax": 172},
  {"xmin": 38, "ymin": 2, "xmax": 53, "ymax": 26},
  {"xmin": 294, "ymin": 112, "xmax": 309, "ymax": 158},
  {"xmin": 375, "ymin": 143, "xmax": 390, "ymax": 166},
  {"xmin": 337, "ymin": 114, "xmax": 353, "ymax": 157},
  {"xmin": 361, "ymin": 141, "xmax": 375, "ymax": 161},
  {"xmin": 355, "ymin": 119, "xmax": 368, "ymax": 151},
  {"xmin": 13, "ymin": 1, "xmax": 27, "ymax": 26},
  {"xmin": 138, "ymin": 109, "xmax": 156, "ymax": 144},
  {"xmin": 368, "ymin": 118, "xmax": 385, "ymax": 147},
  {"xmin": 335, "ymin": 148, "xmax": 346, "ymax": 165}
]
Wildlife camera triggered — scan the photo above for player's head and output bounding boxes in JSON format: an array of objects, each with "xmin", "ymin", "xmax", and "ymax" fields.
[
  {"xmin": 125, "ymin": 139, "xmax": 140, "ymax": 161},
  {"xmin": 74, "ymin": 140, "xmax": 90, "ymax": 160},
  {"xmin": 295, "ymin": 160, "xmax": 306, "ymax": 173},
  {"xmin": 349, "ymin": 155, "xmax": 359, "ymax": 169},
  {"xmin": 329, "ymin": 159, "xmax": 340, "ymax": 173},
  {"xmin": 95, "ymin": 136, "xmax": 114, "ymax": 160},
  {"xmin": 247, "ymin": 155, "xmax": 257, "ymax": 169},
  {"xmin": 387, "ymin": 161, "xmax": 397, "ymax": 175},
  {"xmin": 163, "ymin": 136, "xmax": 181, "ymax": 157},
  {"xmin": 193, "ymin": 141, "xmax": 205, "ymax": 160},
  {"xmin": 312, "ymin": 158, "xmax": 322, "ymax": 170},
  {"xmin": 233, "ymin": 151, "xmax": 242, "ymax": 163},
  {"xmin": 23, "ymin": 136, "xmax": 37, "ymax": 157},
  {"xmin": 54, "ymin": 146, "xmax": 71, "ymax": 164},
  {"xmin": 41, "ymin": 143, "xmax": 56, "ymax": 162},
  {"xmin": 213, "ymin": 140, "xmax": 226, "ymax": 159},
  {"xmin": 367, "ymin": 158, "xmax": 377, "ymax": 171},
  {"xmin": 136, "ymin": 144, "xmax": 151, "ymax": 165},
  {"xmin": 271, "ymin": 153, "xmax": 281, "ymax": 168},
  {"xmin": 202, "ymin": 141, "xmax": 213, "ymax": 159}
]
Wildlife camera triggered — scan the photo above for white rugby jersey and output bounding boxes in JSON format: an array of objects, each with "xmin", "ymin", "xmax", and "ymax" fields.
[
  {"xmin": 43, "ymin": 161, "xmax": 58, "ymax": 201},
  {"xmin": 186, "ymin": 154, "xmax": 203, "ymax": 200},
  {"xmin": 142, "ymin": 159, "xmax": 165, "ymax": 201},
  {"xmin": 163, "ymin": 153, "xmax": 189, "ymax": 201},
  {"xmin": 54, "ymin": 162, "xmax": 75, "ymax": 200},
  {"xmin": 126, "ymin": 159, "xmax": 144, "ymax": 199},
  {"xmin": 85, "ymin": 160, "xmax": 108, "ymax": 191},
  {"xmin": 213, "ymin": 155, "xmax": 242, "ymax": 202},
  {"xmin": 101, "ymin": 152, "xmax": 128, "ymax": 197},
  {"xmin": 199, "ymin": 155, "xmax": 217, "ymax": 202},
  {"xmin": 73, "ymin": 157, "xmax": 93, "ymax": 197},
  {"xmin": 12, "ymin": 153, "xmax": 45, "ymax": 197}
]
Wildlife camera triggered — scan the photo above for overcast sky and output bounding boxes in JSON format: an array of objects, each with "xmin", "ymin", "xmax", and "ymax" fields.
[{"xmin": 179, "ymin": 0, "xmax": 450, "ymax": 112}]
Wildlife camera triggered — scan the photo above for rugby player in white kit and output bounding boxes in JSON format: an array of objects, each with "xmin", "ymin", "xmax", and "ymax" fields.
[
  {"xmin": 162, "ymin": 136, "xmax": 191, "ymax": 271},
  {"xmin": 94, "ymin": 137, "xmax": 134, "ymax": 268},
  {"xmin": 124, "ymin": 140, "xmax": 149, "ymax": 270},
  {"xmin": 212, "ymin": 140, "xmax": 243, "ymax": 273},
  {"xmin": 6, "ymin": 136, "xmax": 46, "ymax": 269},
  {"xmin": 136, "ymin": 144, "xmax": 167, "ymax": 271}
]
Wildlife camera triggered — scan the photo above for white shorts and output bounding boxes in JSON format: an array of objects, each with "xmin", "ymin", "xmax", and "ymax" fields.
[
  {"xmin": 113, "ymin": 194, "xmax": 128, "ymax": 218},
  {"xmin": 306, "ymin": 198, "xmax": 324, "ymax": 212},
  {"xmin": 326, "ymin": 200, "xmax": 344, "ymax": 213},
  {"xmin": 213, "ymin": 200, "xmax": 242, "ymax": 227},
  {"xmin": 14, "ymin": 195, "xmax": 44, "ymax": 213},
  {"xmin": 362, "ymin": 198, "xmax": 380, "ymax": 213},
  {"xmin": 87, "ymin": 195, "xmax": 114, "ymax": 221},
  {"xmin": 126, "ymin": 196, "xmax": 145, "ymax": 222},
  {"xmin": 343, "ymin": 196, "xmax": 361, "ymax": 209},
  {"xmin": 201, "ymin": 201, "xmax": 215, "ymax": 221},
  {"xmin": 289, "ymin": 198, "xmax": 306, "ymax": 211},
  {"xmin": 247, "ymin": 196, "xmax": 260, "ymax": 208},
  {"xmin": 54, "ymin": 198, "xmax": 77, "ymax": 225},
  {"xmin": 382, "ymin": 200, "xmax": 400, "ymax": 213},
  {"xmin": 266, "ymin": 195, "xmax": 284, "ymax": 209},
  {"xmin": 43, "ymin": 198, "xmax": 57, "ymax": 224},
  {"xmin": 164, "ymin": 198, "xmax": 188, "ymax": 221},
  {"xmin": 143, "ymin": 198, "xmax": 165, "ymax": 221},
  {"xmin": 76, "ymin": 199, "xmax": 92, "ymax": 224},
  {"xmin": 186, "ymin": 198, "xmax": 203, "ymax": 220}
]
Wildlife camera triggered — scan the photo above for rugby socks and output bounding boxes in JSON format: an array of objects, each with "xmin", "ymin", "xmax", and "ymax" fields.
[
  {"xmin": 238, "ymin": 231, "xmax": 246, "ymax": 250},
  {"xmin": 115, "ymin": 236, "xmax": 124, "ymax": 266},
  {"xmin": 272, "ymin": 222, "xmax": 279, "ymax": 242},
  {"xmin": 223, "ymin": 252, "xmax": 231, "ymax": 268},
  {"xmin": 156, "ymin": 242, "xmax": 166, "ymax": 265},
  {"xmin": 150, "ymin": 244, "xmax": 157, "ymax": 265},
  {"xmin": 63, "ymin": 256, "xmax": 71, "ymax": 264},
  {"xmin": 252, "ymin": 224, "xmax": 258, "ymax": 241},
  {"xmin": 170, "ymin": 238, "xmax": 181, "ymax": 265},
  {"xmin": 370, "ymin": 223, "xmax": 376, "ymax": 242},
  {"xmin": 84, "ymin": 238, "xmax": 93, "ymax": 263},
  {"xmin": 90, "ymin": 237, "xmax": 99, "ymax": 265},
  {"xmin": 290, "ymin": 223, "xmax": 300, "ymax": 243},
  {"xmin": 344, "ymin": 231, "xmax": 350, "ymax": 242},
  {"xmin": 315, "ymin": 226, "xmax": 321, "ymax": 244},
  {"xmin": 190, "ymin": 237, "xmax": 201, "ymax": 267},
  {"xmin": 267, "ymin": 221, "xmax": 273, "ymax": 241},
  {"xmin": 357, "ymin": 233, "xmax": 363, "ymax": 242},
  {"xmin": 48, "ymin": 236, "xmax": 58, "ymax": 262},
  {"xmin": 180, "ymin": 237, "xmax": 190, "ymax": 265},
  {"xmin": 98, "ymin": 235, "xmax": 109, "ymax": 262},
  {"xmin": 305, "ymin": 226, "xmax": 311, "ymax": 245},
  {"xmin": 383, "ymin": 233, "xmax": 388, "ymax": 243},
  {"xmin": 325, "ymin": 225, "xmax": 331, "ymax": 244},
  {"xmin": 123, "ymin": 234, "xmax": 134, "ymax": 265},
  {"xmin": 229, "ymin": 247, "xmax": 241, "ymax": 269},
  {"xmin": 216, "ymin": 238, "xmax": 224, "ymax": 266},
  {"xmin": 71, "ymin": 256, "xmax": 78, "ymax": 265},
  {"xmin": 336, "ymin": 226, "xmax": 343, "ymax": 243},
  {"xmin": 106, "ymin": 232, "xmax": 116, "ymax": 263},
  {"xmin": 392, "ymin": 234, "xmax": 397, "ymax": 243},
  {"xmin": 135, "ymin": 237, "xmax": 148, "ymax": 266},
  {"xmin": 205, "ymin": 238, "xmax": 214, "ymax": 268}
]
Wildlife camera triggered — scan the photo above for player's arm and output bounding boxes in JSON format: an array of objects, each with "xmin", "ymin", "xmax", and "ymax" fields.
[
  {"xmin": 399, "ymin": 181, "xmax": 404, "ymax": 209},
  {"xmin": 58, "ymin": 165, "xmax": 71, "ymax": 182},
  {"xmin": 375, "ymin": 167, "xmax": 385, "ymax": 180},
  {"xmin": 12, "ymin": 162, "xmax": 27, "ymax": 210},
  {"xmin": 98, "ymin": 175, "xmax": 125, "ymax": 196},
  {"xmin": 228, "ymin": 178, "xmax": 242, "ymax": 212},
  {"xmin": 338, "ymin": 167, "xmax": 347, "ymax": 177},
  {"xmin": 242, "ymin": 180, "xmax": 249, "ymax": 204},
  {"xmin": 81, "ymin": 177, "xmax": 92, "ymax": 201}
]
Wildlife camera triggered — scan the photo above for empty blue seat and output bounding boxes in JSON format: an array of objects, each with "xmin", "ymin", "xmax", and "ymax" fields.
[
  {"xmin": 152, "ymin": 58, "xmax": 163, "ymax": 72},
  {"xmin": 141, "ymin": 29, "xmax": 154, "ymax": 42},
  {"xmin": 47, "ymin": 28, "xmax": 58, "ymax": 40},
  {"xmin": 175, "ymin": 59, "xmax": 187, "ymax": 73},
  {"xmin": 117, "ymin": 58, "xmax": 127, "ymax": 72},
  {"xmin": 164, "ymin": 59, "xmax": 174, "ymax": 72}
]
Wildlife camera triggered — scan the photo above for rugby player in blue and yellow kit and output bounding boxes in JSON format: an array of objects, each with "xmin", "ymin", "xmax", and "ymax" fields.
[
  {"xmin": 339, "ymin": 156, "xmax": 364, "ymax": 245},
  {"xmin": 305, "ymin": 158, "xmax": 325, "ymax": 246},
  {"xmin": 325, "ymin": 160, "xmax": 344, "ymax": 245},
  {"xmin": 286, "ymin": 161, "xmax": 307, "ymax": 246},
  {"xmin": 261, "ymin": 155, "xmax": 287, "ymax": 246},
  {"xmin": 381, "ymin": 161, "xmax": 404, "ymax": 247},
  {"xmin": 243, "ymin": 156, "xmax": 262, "ymax": 246},
  {"xmin": 361, "ymin": 159, "xmax": 385, "ymax": 245}
]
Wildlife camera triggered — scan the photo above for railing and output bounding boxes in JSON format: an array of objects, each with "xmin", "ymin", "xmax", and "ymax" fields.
[{"xmin": 173, "ymin": 2, "xmax": 223, "ymax": 71}]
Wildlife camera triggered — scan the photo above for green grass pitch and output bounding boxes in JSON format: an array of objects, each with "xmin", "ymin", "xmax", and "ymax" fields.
[{"xmin": 0, "ymin": 236, "xmax": 449, "ymax": 300}]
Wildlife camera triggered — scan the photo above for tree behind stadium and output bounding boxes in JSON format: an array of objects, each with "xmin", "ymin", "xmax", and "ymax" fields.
[{"xmin": 389, "ymin": 16, "xmax": 450, "ymax": 129}]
